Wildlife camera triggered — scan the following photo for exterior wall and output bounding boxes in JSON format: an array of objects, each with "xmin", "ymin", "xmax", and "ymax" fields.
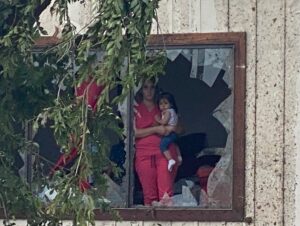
[
  {"xmin": 38, "ymin": 1, "xmax": 93, "ymax": 36},
  {"xmin": 255, "ymin": 0, "xmax": 285, "ymax": 225},
  {"xmin": 286, "ymin": 1, "xmax": 300, "ymax": 226},
  {"xmin": 10, "ymin": 0, "xmax": 299, "ymax": 225},
  {"xmin": 153, "ymin": 2, "xmax": 300, "ymax": 226}
]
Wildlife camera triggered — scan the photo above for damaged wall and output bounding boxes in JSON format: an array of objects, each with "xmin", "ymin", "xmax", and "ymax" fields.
[{"xmin": 9, "ymin": 0, "xmax": 300, "ymax": 225}]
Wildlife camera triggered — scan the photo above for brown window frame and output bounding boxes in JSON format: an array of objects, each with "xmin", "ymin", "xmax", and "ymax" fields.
[
  {"xmin": 96, "ymin": 32, "xmax": 246, "ymax": 222},
  {"xmin": 0, "ymin": 32, "xmax": 246, "ymax": 222}
]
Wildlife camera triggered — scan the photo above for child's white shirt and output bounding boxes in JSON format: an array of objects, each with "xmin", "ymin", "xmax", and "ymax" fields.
[{"xmin": 162, "ymin": 108, "xmax": 178, "ymax": 126}]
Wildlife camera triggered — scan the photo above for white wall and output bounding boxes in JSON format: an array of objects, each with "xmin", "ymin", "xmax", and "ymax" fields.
[{"xmin": 7, "ymin": 1, "xmax": 297, "ymax": 226}]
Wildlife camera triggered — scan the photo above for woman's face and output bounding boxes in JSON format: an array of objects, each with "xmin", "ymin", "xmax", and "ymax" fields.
[{"xmin": 142, "ymin": 79, "xmax": 155, "ymax": 102}]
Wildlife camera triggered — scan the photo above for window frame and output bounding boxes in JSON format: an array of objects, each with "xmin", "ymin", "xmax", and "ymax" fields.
[
  {"xmin": 0, "ymin": 32, "xmax": 246, "ymax": 222},
  {"xmin": 96, "ymin": 32, "xmax": 246, "ymax": 222}
]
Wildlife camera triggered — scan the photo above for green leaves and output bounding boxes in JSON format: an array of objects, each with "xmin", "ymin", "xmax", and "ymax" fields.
[{"xmin": 1, "ymin": 0, "xmax": 165, "ymax": 225}]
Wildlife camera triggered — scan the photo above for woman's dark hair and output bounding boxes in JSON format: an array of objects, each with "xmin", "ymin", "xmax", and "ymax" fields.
[
  {"xmin": 158, "ymin": 92, "xmax": 178, "ymax": 113},
  {"xmin": 134, "ymin": 77, "xmax": 159, "ymax": 103}
]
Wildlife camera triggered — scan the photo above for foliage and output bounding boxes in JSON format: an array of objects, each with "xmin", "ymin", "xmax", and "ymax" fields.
[{"xmin": 0, "ymin": 0, "xmax": 166, "ymax": 225}]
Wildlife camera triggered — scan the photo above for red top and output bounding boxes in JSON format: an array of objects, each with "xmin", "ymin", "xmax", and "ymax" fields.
[
  {"xmin": 75, "ymin": 77, "xmax": 104, "ymax": 111},
  {"xmin": 135, "ymin": 102, "xmax": 161, "ymax": 157}
]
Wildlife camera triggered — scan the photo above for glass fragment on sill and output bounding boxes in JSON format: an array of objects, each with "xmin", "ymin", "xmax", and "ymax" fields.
[
  {"xmin": 151, "ymin": 188, "xmax": 198, "ymax": 207},
  {"xmin": 103, "ymin": 173, "xmax": 126, "ymax": 208},
  {"xmin": 199, "ymin": 188, "xmax": 209, "ymax": 208},
  {"xmin": 172, "ymin": 186, "xmax": 198, "ymax": 207},
  {"xmin": 152, "ymin": 193, "xmax": 173, "ymax": 207},
  {"xmin": 38, "ymin": 185, "xmax": 57, "ymax": 202}
]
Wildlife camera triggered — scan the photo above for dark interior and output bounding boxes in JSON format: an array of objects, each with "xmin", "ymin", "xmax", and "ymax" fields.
[
  {"xmin": 32, "ymin": 53, "xmax": 231, "ymax": 206},
  {"xmin": 133, "ymin": 54, "xmax": 231, "ymax": 205}
]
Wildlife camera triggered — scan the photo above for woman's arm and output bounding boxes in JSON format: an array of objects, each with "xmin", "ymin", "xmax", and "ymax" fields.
[
  {"xmin": 155, "ymin": 111, "xmax": 170, "ymax": 125},
  {"xmin": 135, "ymin": 125, "xmax": 167, "ymax": 138}
]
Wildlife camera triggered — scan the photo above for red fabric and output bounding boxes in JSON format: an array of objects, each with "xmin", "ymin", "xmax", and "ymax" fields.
[
  {"xmin": 75, "ymin": 77, "xmax": 104, "ymax": 111},
  {"xmin": 50, "ymin": 146, "xmax": 91, "ymax": 192},
  {"xmin": 79, "ymin": 180, "xmax": 91, "ymax": 192},
  {"xmin": 196, "ymin": 166, "xmax": 215, "ymax": 193},
  {"xmin": 50, "ymin": 147, "xmax": 78, "ymax": 176},
  {"xmin": 134, "ymin": 102, "xmax": 178, "ymax": 205},
  {"xmin": 134, "ymin": 103, "xmax": 161, "ymax": 157},
  {"xmin": 50, "ymin": 77, "xmax": 104, "ymax": 191},
  {"xmin": 135, "ymin": 148, "xmax": 178, "ymax": 205}
]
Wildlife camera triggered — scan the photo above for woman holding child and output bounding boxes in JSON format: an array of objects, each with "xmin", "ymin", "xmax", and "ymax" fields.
[{"xmin": 134, "ymin": 77, "xmax": 182, "ymax": 206}]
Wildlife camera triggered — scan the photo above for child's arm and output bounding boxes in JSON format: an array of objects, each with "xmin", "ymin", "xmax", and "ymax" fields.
[
  {"xmin": 154, "ymin": 115, "xmax": 161, "ymax": 125},
  {"xmin": 152, "ymin": 115, "xmax": 160, "ymax": 126},
  {"xmin": 155, "ymin": 111, "xmax": 170, "ymax": 125}
]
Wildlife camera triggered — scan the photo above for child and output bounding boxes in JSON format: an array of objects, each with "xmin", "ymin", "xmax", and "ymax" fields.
[{"xmin": 155, "ymin": 92, "xmax": 182, "ymax": 171}]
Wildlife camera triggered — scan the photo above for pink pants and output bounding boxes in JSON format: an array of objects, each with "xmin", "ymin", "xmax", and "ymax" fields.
[{"xmin": 135, "ymin": 146, "xmax": 177, "ymax": 205}]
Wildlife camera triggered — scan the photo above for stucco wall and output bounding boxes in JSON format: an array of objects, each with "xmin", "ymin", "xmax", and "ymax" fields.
[
  {"xmin": 153, "ymin": 1, "xmax": 300, "ymax": 226},
  {"xmin": 150, "ymin": 1, "xmax": 300, "ymax": 226},
  {"xmin": 8, "ymin": 0, "xmax": 300, "ymax": 225},
  {"xmin": 38, "ymin": 1, "xmax": 93, "ymax": 36}
]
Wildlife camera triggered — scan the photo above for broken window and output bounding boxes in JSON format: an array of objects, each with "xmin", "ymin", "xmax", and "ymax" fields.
[
  {"xmin": 115, "ymin": 46, "xmax": 234, "ymax": 209},
  {"xmin": 104, "ymin": 33, "xmax": 246, "ymax": 221},
  {"xmin": 28, "ymin": 33, "xmax": 246, "ymax": 222}
]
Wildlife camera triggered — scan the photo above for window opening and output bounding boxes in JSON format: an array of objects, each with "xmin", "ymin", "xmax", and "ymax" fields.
[
  {"xmin": 23, "ymin": 33, "xmax": 246, "ymax": 222},
  {"xmin": 130, "ymin": 46, "xmax": 234, "ymax": 208}
]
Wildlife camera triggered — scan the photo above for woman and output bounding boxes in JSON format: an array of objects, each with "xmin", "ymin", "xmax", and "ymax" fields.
[{"xmin": 134, "ymin": 78, "xmax": 179, "ymax": 206}]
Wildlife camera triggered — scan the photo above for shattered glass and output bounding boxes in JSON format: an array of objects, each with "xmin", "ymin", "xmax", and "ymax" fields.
[{"xmin": 118, "ymin": 46, "xmax": 234, "ymax": 208}]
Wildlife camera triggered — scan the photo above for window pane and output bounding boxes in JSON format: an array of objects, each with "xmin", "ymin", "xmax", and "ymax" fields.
[
  {"xmin": 132, "ymin": 46, "xmax": 234, "ymax": 208},
  {"xmin": 31, "ymin": 74, "xmax": 129, "ymax": 208}
]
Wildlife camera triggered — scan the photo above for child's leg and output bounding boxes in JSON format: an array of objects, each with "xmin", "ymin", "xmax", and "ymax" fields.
[
  {"xmin": 163, "ymin": 150, "xmax": 172, "ymax": 160},
  {"xmin": 162, "ymin": 150, "xmax": 176, "ymax": 171},
  {"xmin": 160, "ymin": 133, "xmax": 178, "ymax": 154},
  {"xmin": 160, "ymin": 133, "xmax": 178, "ymax": 171}
]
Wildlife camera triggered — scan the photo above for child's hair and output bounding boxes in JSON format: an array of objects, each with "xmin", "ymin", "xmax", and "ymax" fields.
[{"xmin": 158, "ymin": 92, "xmax": 178, "ymax": 113}]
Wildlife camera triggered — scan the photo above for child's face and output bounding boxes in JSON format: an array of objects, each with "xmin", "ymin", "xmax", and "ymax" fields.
[{"xmin": 159, "ymin": 98, "xmax": 171, "ymax": 111}]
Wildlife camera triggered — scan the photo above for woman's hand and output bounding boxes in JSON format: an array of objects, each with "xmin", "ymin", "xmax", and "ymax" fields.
[
  {"xmin": 154, "ymin": 114, "xmax": 161, "ymax": 123},
  {"xmin": 154, "ymin": 125, "xmax": 168, "ymax": 136},
  {"xmin": 152, "ymin": 115, "xmax": 160, "ymax": 126}
]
